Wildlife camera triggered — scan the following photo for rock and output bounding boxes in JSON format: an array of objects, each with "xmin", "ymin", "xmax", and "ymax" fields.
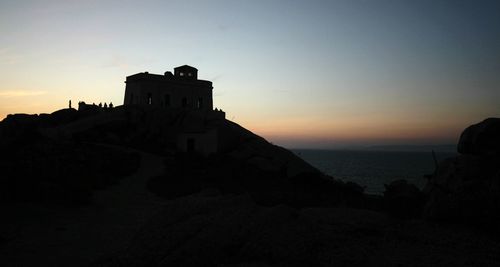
[
  {"xmin": 422, "ymin": 154, "xmax": 500, "ymax": 222},
  {"xmin": 423, "ymin": 118, "xmax": 500, "ymax": 224},
  {"xmin": 457, "ymin": 117, "xmax": 500, "ymax": 156},
  {"xmin": 95, "ymin": 193, "xmax": 391, "ymax": 267},
  {"xmin": 45, "ymin": 108, "xmax": 79, "ymax": 126},
  {"xmin": 345, "ymin": 181, "xmax": 365, "ymax": 194},
  {"xmin": 2, "ymin": 105, "xmax": 367, "ymax": 209},
  {"xmin": 246, "ymin": 156, "xmax": 281, "ymax": 173},
  {"xmin": 383, "ymin": 179, "xmax": 423, "ymax": 219},
  {"xmin": 97, "ymin": 192, "xmax": 500, "ymax": 266},
  {"xmin": 0, "ymin": 114, "xmax": 42, "ymax": 146}
]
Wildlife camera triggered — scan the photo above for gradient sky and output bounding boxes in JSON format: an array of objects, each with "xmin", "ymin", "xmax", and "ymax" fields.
[{"xmin": 1, "ymin": 0, "xmax": 499, "ymax": 148}]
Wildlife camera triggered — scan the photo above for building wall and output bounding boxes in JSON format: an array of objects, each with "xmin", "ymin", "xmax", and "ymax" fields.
[
  {"xmin": 124, "ymin": 73, "xmax": 213, "ymax": 111},
  {"xmin": 176, "ymin": 129, "xmax": 218, "ymax": 156}
]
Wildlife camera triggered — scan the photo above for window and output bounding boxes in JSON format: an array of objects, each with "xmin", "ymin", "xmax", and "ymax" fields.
[
  {"xmin": 180, "ymin": 72, "xmax": 184, "ymax": 76},
  {"xmin": 197, "ymin": 97, "xmax": 203, "ymax": 109},
  {"xmin": 147, "ymin": 93, "xmax": 152, "ymax": 105},
  {"xmin": 188, "ymin": 72, "xmax": 192, "ymax": 77}
]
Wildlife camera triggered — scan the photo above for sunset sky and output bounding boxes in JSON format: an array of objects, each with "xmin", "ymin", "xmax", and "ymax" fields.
[{"xmin": 1, "ymin": 0, "xmax": 499, "ymax": 148}]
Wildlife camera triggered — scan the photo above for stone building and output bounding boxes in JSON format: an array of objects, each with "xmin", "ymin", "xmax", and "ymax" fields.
[
  {"xmin": 123, "ymin": 65, "xmax": 226, "ymax": 156},
  {"xmin": 123, "ymin": 65, "xmax": 213, "ymax": 111}
]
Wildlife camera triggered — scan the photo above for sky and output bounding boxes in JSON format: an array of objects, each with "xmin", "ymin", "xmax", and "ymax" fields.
[{"xmin": 1, "ymin": 0, "xmax": 499, "ymax": 148}]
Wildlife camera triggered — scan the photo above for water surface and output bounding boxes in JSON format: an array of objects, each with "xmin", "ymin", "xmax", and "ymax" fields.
[{"xmin": 292, "ymin": 149, "xmax": 456, "ymax": 195}]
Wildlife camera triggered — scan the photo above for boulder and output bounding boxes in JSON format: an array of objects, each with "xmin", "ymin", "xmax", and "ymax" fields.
[
  {"xmin": 0, "ymin": 114, "xmax": 42, "ymax": 146},
  {"xmin": 423, "ymin": 118, "xmax": 500, "ymax": 224},
  {"xmin": 96, "ymin": 193, "xmax": 391, "ymax": 267},
  {"xmin": 45, "ymin": 108, "xmax": 79, "ymax": 126},
  {"xmin": 457, "ymin": 118, "xmax": 500, "ymax": 156},
  {"xmin": 422, "ymin": 154, "xmax": 500, "ymax": 222}
]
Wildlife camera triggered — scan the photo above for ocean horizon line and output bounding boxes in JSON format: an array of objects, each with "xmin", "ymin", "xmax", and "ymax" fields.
[{"xmin": 288, "ymin": 144, "xmax": 457, "ymax": 153}]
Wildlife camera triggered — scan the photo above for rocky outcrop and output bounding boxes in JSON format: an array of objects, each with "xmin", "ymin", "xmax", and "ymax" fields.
[
  {"xmin": 1, "ymin": 106, "xmax": 366, "ymax": 208},
  {"xmin": 0, "ymin": 110, "xmax": 140, "ymax": 204},
  {"xmin": 423, "ymin": 118, "xmax": 500, "ymax": 224},
  {"xmin": 222, "ymin": 122, "xmax": 320, "ymax": 180},
  {"xmin": 423, "ymin": 154, "xmax": 500, "ymax": 222},
  {"xmin": 0, "ymin": 113, "xmax": 42, "ymax": 146},
  {"xmin": 94, "ymin": 191, "xmax": 500, "ymax": 267},
  {"xmin": 0, "ymin": 140, "xmax": 140, "ymax": 203},
  {"xmin": 148, "ymin": 146, "xmax": 367, "ymax": 208},
  {"xmin": 457, "ymin": 118, "xmax": 500, "ymax": 156},
  {"xmin": 98, "ymin": 192, "xmax": 387, "ymax": 267}
]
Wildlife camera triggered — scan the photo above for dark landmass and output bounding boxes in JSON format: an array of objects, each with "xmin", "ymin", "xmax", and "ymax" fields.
[{"xmin": 1, "ymin": 107, "xmax": 499, "ymax": 266}]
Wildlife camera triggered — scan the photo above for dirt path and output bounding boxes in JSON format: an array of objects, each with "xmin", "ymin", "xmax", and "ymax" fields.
[{"xmin": 1, "ymin": 151, "xmax": 166, "ymax": 267}]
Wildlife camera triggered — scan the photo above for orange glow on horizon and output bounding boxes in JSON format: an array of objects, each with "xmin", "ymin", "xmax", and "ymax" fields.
[{"xmin": 243, "ymin": 115, "xmax": 466, "ymax": 146}]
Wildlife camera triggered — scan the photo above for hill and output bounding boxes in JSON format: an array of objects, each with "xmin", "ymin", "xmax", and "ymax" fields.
[
  {"xmin": 0, "ymin": 105, "xmax": 366, "ymax": 207},
  {"xmin": 2, "ymin": 107, "xmax": 500, "ymax": 266}
]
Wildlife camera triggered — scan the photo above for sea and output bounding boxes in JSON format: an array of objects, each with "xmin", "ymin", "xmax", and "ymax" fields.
[{"xmin": 292, "ymin": 149, "xmax": 457, "ymax": 195}]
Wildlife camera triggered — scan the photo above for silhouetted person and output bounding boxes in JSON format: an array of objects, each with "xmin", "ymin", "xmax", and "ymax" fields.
[
  {"xmin": 104, "ymin": 102, "xmax": 108, "ymax": 109},
  {"xmin": 99, "ymin": 103, "xmax": 102, "ymax": 108},
  {"xmin": 69, "ymin": 100, "xmax": 72, "ymax": 109},
  {"xmin": 109, "ymin": 102, "xmax": 114, "ymax": 108}
]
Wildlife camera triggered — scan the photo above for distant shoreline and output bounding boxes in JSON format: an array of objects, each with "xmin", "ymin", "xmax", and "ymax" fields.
[{"xmin": 288, "ymin": 144, "xmax": 457, "ymax": 153}]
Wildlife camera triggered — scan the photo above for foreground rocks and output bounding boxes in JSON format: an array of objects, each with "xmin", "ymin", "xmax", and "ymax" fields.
[
  {"xmin": 0, "ymin": 110, "xmax": 140, "ymax": 204},
  {"xmin": 93, "ymin": 192, "xmax": 500, "ymax": 267},
  {"xmin": 384, "ymin": 180, "xmax": 424, "ymax": 219},
  {"xmin": 0, "ymin": 140, "xmax": 140, "ymax": 204},
  {"xmin": 423, "ymin": 118, "xmax": 500, "ymax": 225}
]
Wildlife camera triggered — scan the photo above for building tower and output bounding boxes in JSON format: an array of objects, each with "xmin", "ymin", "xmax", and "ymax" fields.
[{"xmin": 123, "ymin": 65, "xmax": 213, "ymax": 111}]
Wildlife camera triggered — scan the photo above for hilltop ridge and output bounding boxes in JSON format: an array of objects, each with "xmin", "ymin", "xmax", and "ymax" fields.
[{"xmin": 0, "ymin": 105, "xmax": 366, "ymax": 207}]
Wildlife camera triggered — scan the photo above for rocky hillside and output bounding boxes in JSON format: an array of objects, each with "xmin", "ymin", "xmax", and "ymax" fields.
[
  {"xmin": 3, "ymin": 109, "xmax": 500, "ymax": 267},
  {"xmin": 93, "ymin": 190, "xmax": 500, "ymax": 267},
  {"xmin": 423, "ymin": 118, "xmax": 500, "ymax": 225},
  {"xmin": 0, "ymin": 106, "xmax": 367, "ymax": 208}
]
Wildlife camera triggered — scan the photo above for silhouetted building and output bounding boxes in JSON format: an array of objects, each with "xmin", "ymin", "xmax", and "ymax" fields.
[
  {"xmin": 124, "ymin": 65, "xmax": 213, "ymax": 111},
  {"xmin": 122, "ymin": 65, "xmax": 225, "ymax": 156}
]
